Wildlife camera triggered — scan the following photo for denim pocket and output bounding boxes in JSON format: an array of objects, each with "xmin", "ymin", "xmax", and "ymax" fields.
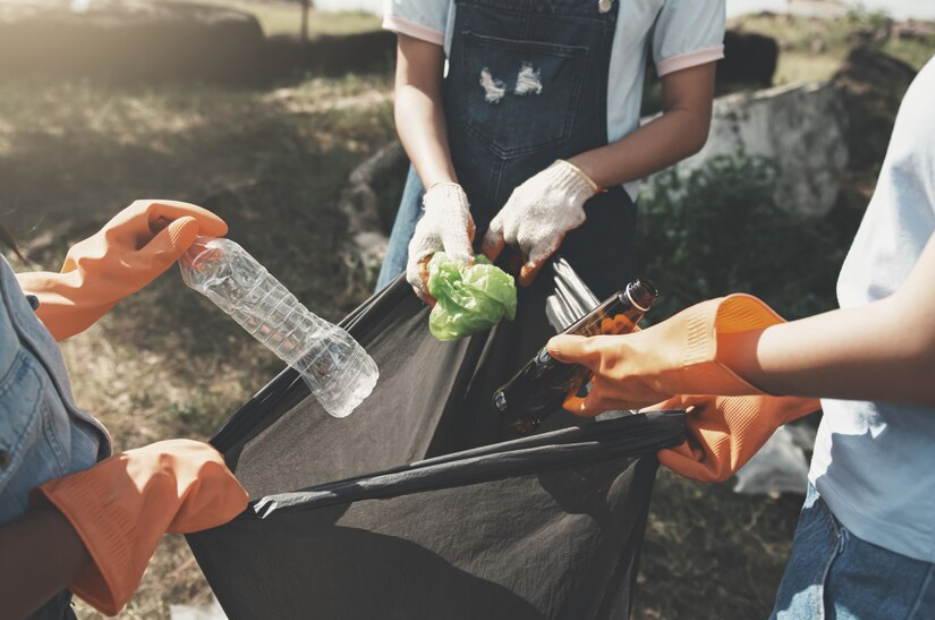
[{"xmin": 458, "ymin": 32, "xmax": 589, "ymax": 159}]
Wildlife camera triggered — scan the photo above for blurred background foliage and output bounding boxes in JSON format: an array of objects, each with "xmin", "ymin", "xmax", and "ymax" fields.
[{"xmin": 639, "ymin": 154, "xmax": 846, "ymax": 323}]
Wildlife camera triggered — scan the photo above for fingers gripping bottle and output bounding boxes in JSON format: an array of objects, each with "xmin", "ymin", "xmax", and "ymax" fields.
[
  {"xmin": 493, "ymin": 280, "xmax": 658, "ymax": 434},
  {"xmin": 179, "ymin": 237, "xmax": 378, "ymax": 418}
]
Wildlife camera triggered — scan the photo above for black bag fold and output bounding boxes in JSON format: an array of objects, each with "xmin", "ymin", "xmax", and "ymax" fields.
[{"xmin": 188, "ymin": 259, "xmax": 685, "ymax": 620}]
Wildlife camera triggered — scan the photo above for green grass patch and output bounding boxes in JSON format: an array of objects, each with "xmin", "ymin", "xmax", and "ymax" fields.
[
  {"xmin": 731, "ymin": 12, "xmax": 935, "ymax": 85},
  {"xmin": 195, "ymin": 1, "xmax": 381, "ymax": 37}
]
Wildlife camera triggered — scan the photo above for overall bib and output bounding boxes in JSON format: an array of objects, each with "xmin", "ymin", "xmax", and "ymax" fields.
[{"xmin": 378, "ymin": 0, "xmax": 637, "ymax": 300}]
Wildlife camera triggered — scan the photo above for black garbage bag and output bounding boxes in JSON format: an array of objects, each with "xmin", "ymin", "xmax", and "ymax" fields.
[{"xmin": 187, "ymin": 259, "xmax": 685, "ymax": 620}]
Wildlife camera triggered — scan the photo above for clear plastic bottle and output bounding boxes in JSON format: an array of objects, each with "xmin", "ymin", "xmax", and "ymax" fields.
[{"xmin": 179, "ymin": 236, "xmax": 378, "ymax": 418}]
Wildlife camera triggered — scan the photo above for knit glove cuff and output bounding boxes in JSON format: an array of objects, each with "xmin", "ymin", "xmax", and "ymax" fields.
[{"xmin": 406, "ymin": 183, "xmax": 475, "ymax": 302}]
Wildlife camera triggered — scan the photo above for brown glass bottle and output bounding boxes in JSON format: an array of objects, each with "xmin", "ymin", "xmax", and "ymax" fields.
[{"xmin": 493, "ymin": 279, "xmax": 658, "ymax": 434}]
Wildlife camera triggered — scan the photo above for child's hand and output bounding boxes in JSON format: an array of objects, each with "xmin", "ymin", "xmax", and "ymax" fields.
[
  {"xmin": 481, "ymin": 160, "xmax": 598, "ymax": 286},
  {"xmin": 406, "ymin": 182, "xmax": 475, "ymax": 305}
]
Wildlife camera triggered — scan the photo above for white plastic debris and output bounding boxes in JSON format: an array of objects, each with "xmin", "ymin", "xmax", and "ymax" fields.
[
  {"xmin": 733, "ymin": 424, "xmax": 816, "ymax": 496},
  {"xmin": 169, "ymin": 597, "xmax": 228, "ymax": 620}
]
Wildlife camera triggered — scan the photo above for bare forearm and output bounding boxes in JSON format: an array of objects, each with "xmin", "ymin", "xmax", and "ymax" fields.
[
  {"xmin": 0, "ymin": 505, "xmax": 90, "ymax": 620},
  {"xmin": 394, "ymin": 34, "xmax": 457, "ymax": 188},
  {"xmin": 395, "ymin": 85, "xmax": 458, "ymax": 187},
  {"xmin": 721, "ymin": 234, "xmax": 935, "ymax": 406},
  {"xmin": 570, "ymin": 63, "xmax": 715, "ymax": 188},
  {"xmin": 569, "ymin": 108, "xmax": 709, "ymax": 188},
  {"xmin": 723, "ymin": 300, "xmax": 935, "ymax": 405}
]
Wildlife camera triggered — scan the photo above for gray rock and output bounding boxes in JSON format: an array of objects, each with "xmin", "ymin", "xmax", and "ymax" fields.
[
  {"xmin": 654, "ymin": 81, "xmax": 849, "ymax": 218},
  {"xmin": 338, "ymin": 140, "xmax": 406, "ymax": 266}
]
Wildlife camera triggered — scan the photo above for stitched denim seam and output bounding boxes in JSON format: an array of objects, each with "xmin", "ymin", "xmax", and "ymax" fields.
[
  {"xmin": 41, "ymin": 398, "xmax": 69, "ymax": 473},
  {"xmin": 811, "ymin": 498, "xmax": 843, "ymax": 619},
  {"xmin": 0, "ymin": 348, "xmax": 27, "ymax": 399},
  {"xmin": 820, "ymin": 496, "xmax": 842, "ymax": 540},
  {"xmin": 906, "ymin": 563, "xmax": 935, "ymax": 619},
  {"xmin": 489, "ymin": 160, "xmax": 505, "ymax": 215},
  {"xmin": 0, "ymin": 354, "xmax": 42, "ymax": 487},
  {"xmin": 454, "ymin": 0, "xmax": 614, "ymax": 23},
  {"xmin": 463, "ymin": 31, "xmax": 590, "ymax": 57}
]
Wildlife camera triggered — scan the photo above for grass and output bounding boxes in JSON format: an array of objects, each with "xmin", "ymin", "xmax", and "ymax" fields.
[
  {"xmin": 1, "ymin": 69, "xmax": 395, "ymax": 619},
  {"xmin": 1, "ymin": 9, "xmax": 932, "ymax": 620},
  {"xmin": 637, "ymin": 472, "xmax": 803, "ymax": 619},
  {"xmin": 193, "ymin": 0, "xmax": 381, "ymax": 37},
  {"xmin": 731, "ymin": 12, "xmax": 935, "ymax": 84}
]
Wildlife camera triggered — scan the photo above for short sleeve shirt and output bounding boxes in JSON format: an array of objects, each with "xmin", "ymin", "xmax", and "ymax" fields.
[
  {"xmin": 810, "ymin": 57, "xmax": 935, "ymax": 563},
  {"xmin": 383, "ymin": 0, "xmax": 726, "ymax": 199}
]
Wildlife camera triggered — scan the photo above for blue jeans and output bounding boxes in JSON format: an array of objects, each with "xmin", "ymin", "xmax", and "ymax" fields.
[
  {"xmin": 771, "ymin": 485, "xmax": 935, "ymax": 619},
  {"xmin": 376, "ymin": 166, "xmax": 424, "ymax": 290}
]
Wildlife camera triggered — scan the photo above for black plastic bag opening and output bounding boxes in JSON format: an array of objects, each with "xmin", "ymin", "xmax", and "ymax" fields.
[{"xmin": 188, "ymin": 259, "xmax": 685, "ymax": 620}]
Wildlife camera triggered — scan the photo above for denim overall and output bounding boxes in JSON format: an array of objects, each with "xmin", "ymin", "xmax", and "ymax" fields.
[{"xmin": 378, "ymin": 0, "xmax": 637, "ymax": 300}]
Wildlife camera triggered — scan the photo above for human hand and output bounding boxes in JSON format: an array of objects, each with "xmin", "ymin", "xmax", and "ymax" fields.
[
  {"xmin": 406, "ymin": 182, "xmax": 475, "ymax": 305},
  {"xmin": 481, "ymin": 160, "xmax": 598, "ymax": 286},
  {"xmin": 16, "ymin": 200, "xmax": 227, "ymax": 340},
  {"xmin": 33, "ymin": 439, "xmax": 248, "ymax": 615},
  {"xmin": 546, "ymin": 295, "xmax": 789, "ymax": 416},
  {"xmin": 649, "ymin": 394, "xmax": 820, "ymax": 483}
]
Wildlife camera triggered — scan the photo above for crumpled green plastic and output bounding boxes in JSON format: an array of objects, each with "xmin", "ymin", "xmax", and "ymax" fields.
[{"xmin": 426, "ymin": 253, "xmax": 517, "ymax": 341}]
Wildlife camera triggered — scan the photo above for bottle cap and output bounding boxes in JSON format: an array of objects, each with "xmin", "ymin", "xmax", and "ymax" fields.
[{"xmin": 625, "ymin": 280, "xmax": 658, "ymax": 313}]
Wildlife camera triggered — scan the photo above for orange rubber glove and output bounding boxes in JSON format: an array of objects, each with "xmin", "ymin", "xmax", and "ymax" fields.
[
  {"xmin": 16, "ymin": 200, "xmax": 228, "ymax": 341},
  {"xmin": 649, "ymin": 394, "xmax": 820, "ymax": 483},
  {"xmin": 32, "ymin": 440, "xmax": 248, "ymax": 616},
  {"xmin": 547, "ymin": 294, "xmax": 787, "ymax": 415}
]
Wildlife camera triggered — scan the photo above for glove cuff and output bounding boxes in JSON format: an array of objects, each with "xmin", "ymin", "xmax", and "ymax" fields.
[
  {"xmin": 30, "ymin": 440, "xmax": 246, "ymax": 616},
  {"xmin": 33, "ymin": 461, "xmax": 143, "ymax": 616},
  {"xmin": 673, "ymin": 294, "xmax": 788, "ymax": 396},
  {"xmin": 422, "ymin": 182, "xmax": 469, "ymax": 213},
  {"xmin": 548, "ymin": 160, "xmax": 600, "ymax": 202},
  {"xmin": 411, "ymin": 182, "xmax": 474, "ymax": 265},
  {"xmin": 555, "ymin": 159, "xmax": 601, "ymax": 192}
]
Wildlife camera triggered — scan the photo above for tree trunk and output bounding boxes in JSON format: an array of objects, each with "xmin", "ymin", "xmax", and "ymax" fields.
[{"xmin": 300, "ymin": 0, "xmax": 310, "ymax": 44}]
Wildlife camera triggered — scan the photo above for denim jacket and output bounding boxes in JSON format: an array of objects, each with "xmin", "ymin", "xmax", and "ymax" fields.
[{"xmin": 0, "ymin": 256, "xmax": 110, "ymax": 525}]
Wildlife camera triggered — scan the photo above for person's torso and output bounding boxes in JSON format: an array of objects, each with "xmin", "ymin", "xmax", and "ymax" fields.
[
  {"xmin": 0, "ymin": 256, "xmax": 110, "ymax": 525},
  {"xmin": 811, "ymin": 56, "xmax": 935, "ymax": 562},
  {"xmin": 442, "ymin": 0, "xmax": 638, "ymax": 298},
  {"xmin": 436, "ymin": 0, "xmax": 669, "ymax": 202}
]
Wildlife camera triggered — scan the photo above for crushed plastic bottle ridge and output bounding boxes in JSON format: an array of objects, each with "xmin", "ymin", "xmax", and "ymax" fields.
[{"xmin": 179, "ymin": 236, "xmax": 378, "ymax": 418}]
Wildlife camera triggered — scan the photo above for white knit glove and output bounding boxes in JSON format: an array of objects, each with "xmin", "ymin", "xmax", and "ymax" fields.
[
  {"xmin": 406, "ymin": 182, "xmax": 476, "ymax": 304},
  {"xmin": 481, "ymin": 160, "xmax": 599, "ymax": 286}
]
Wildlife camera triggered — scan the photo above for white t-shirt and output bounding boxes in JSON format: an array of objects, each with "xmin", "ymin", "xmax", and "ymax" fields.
[
  {"xmin": 811, "ymin": 56, "xmax": 935, "ymax": 563},
  {"xmin": 383, "ymin": 0, "xmax": 726, "ymax": 199}
]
